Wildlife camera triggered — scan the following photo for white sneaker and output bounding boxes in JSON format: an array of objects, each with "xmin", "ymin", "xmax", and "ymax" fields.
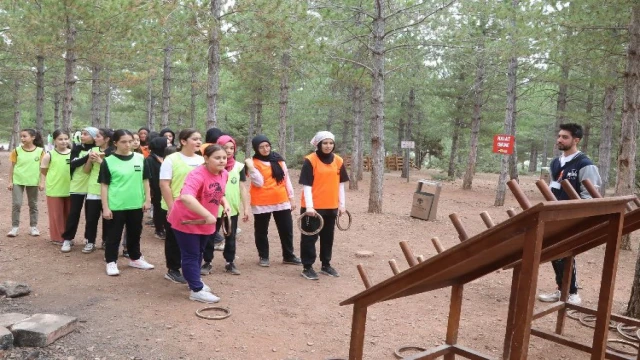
[
  {"xmin": 189, "ymin": 290, "xmax": 220, "ymax": 303},
  {"xmin": 61, "ymin": 240, "xmax": 73, "ymax": 253},
  {"xmin": 567, "ymin": 293, "xmax": 582, "ymax": 305},
  {"xmin": 7, "ymin": 227, "xmax": 18, "ymax": 237},
  {"xmin": 82, "ymin": 243, "xmax": 96, "ymax": 254},
  {"xmin": 129, "ymin": 256, "xmax": 155, "ymax": 270},
  {"xmin": 30, "ymin": 227, "xmax": 40, "ymax": 236},
  {"xmin": 236, "ymin": 228, "xmax": 242, "ymax": 235},
  {"xmin": 537, "ymin": 290, "xmax": 560, "ymax": 302},
  {"xmin": 106, "ymin": 262, "xmax": 120, "ymax": 276},
  {"xmin": 201, "ymin": 281, "xmax": 211, "ymax": 293}
]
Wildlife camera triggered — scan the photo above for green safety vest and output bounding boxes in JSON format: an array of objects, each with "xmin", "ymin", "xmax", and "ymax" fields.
[
  {"xmin": 70, "ymin": 149, "xmax": 90, "ymax": 194},
  {"xmin": 87, "ymin": 147, "xmax": 106, "ymax": 196},
  {"xmin": 219, "ymin": 162, "xmax": 244, "ymax": 217},
  {"xmin": 104, "ymin": 153, "xmax": 145, "ymax": 211},
  {"xmin": 160, "ymin": 153, "xmax": 202, "ymax": 210},
  {"xmin": 13, "ymin": 146, "xmax": 43, "ymax": 186},
  {"xmin": 46, "ymin": 150, "xmax": 71, "ymax": 197}
]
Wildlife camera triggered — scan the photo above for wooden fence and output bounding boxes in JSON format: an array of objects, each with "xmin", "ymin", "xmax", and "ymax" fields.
[{"xmin": 342, "ymin": 154, "xmax": 416, "ymax": 172}]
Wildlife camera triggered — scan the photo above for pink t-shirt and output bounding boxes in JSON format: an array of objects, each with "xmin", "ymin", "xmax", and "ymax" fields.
[{"xmin": 168, "ymin": 166, "xmax": 228, "ymax": 235}]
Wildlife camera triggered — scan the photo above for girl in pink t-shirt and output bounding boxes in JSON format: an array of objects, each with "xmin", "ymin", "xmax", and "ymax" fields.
[{"xmin": 167, "ymin": 144, "xmax": 230, "ymax": 304}]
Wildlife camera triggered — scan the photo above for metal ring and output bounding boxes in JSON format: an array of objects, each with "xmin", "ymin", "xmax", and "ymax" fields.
[
  {"xmin": 606, "ymin": 339, "xmax": 639, "ymax": 356},
  {"xmin": 297, "ymin": 213, "xmax": 324, "ymax": 236},
  {"xmin": 566, "ymin": 309, "xmax": 581, "ymax": 320},
  {"xmin": 579, "ymin": 314, "xmax": 597, "ymax": 328},
  {"xmin": 393, "ymin": 345, "xmax": 427, "ymax": 359},
  {"xmin": 336, "ymin": 210, "xmax": 352, "ymax": 231},
  {"xmin": 195, "ymin": 306, "xmax": 231, "ymax": 320},
  {"xmin": 617, "ymin": 323, "xmax": 640, "ymax": 342},
  {"xmin": 220, "ymin": 213, "xmax": 232, "ymax": 238}
]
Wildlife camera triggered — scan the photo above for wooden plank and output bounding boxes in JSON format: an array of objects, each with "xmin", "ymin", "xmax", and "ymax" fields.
[
  {"xmin": 403, "ymin": 345, "xmax": 453, "ymax": 360},
  {"xmin": 530, "ymin": 328, "xmax": 632, "ymax": 360},
  {"xmin": 453, "ymin": 345, "xmax": 495, "ymax": 360},
  {"xmin": 508, "ymin": 215, "xmax": 544, "ymax": 360},
  {"xmin": 592, "ymin": 211, "xmax": 625, "ymax": 360},
  {"xmin": 444, "ymin": 285, "xmax": 464, "ymax": 360},
  {"xmin": 532, "ymin": 301, "xmax": 565, "ymax": 321},
  {"xmin": 556, "ymin": 256, "xmax": 574, "ymax": 334},
  {"xmin": 348, "ymin": 305, "xmax": 367, "ymax": 360},
  {"xmin": 503, "ymin": 266, "xmax": 521, "ymax": 360}
]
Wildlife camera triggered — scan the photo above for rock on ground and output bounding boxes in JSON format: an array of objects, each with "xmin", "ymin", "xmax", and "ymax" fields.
[
  {"xmin": 10, "ymin": 314, "xmax": 77, "ymax": 347},
  {"xmin": 0, "ymin": 327, "xmax": 13, "ymax": 350},
  {"xmin": 0, "ymin": 281, "xmax": 31, "ymax": 298},
  {"xmin": 0, "ymin": 313, "xmax": 30, "ymax": 328}
]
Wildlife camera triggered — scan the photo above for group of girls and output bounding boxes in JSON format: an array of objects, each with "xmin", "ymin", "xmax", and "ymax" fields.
[{"xmin": 9, "ymin": 125, "xmax": 349, "ymax": 304}]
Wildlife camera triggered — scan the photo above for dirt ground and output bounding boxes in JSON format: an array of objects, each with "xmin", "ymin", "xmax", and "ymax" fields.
[{"xmin": 1, "ymin": 152, "xmax": 640, "ymax": 360}]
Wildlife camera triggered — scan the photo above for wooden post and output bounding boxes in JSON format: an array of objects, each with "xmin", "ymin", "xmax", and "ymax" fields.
[
  {"xmin": 555, "ymin": 256, "xmax": 574, "ymax": 335},
  {"xmin": 591, "ymin": 212, "xmax": 624, "ymax": 359},
  {"xmin": 348, "ymin": 305, "xmax": 368, "ymax": 360},
  {"xmin": 581, "ymin": 179, "xmax": 602, "ymax": 199},
  {"xmin": 445, "ymin": 284, "xmax": 464, "ymax": 360},
  {"xmin": 399, "ymin": 241, "xmax": 418, "ymax": 267},
  {"xmin": 480, "ymin": 211, "xmax": 495, "ymax": 228},
  {"xmin": 507, "ymin": 209, "xmax": 517, "ymax": 218},
  {"xmin": 503, "ymin": 266, "xmax": 521, "ymax": 360},
  {"xmin": 507, "ymin": 179, "xmax": 532, "ymax": 210},
  {"xmin": 389, "ymin": 260, "xmax": 400, "ymax": 275},
  {"xmin": 560, "ymin": 180, "xmax": 581, "ymax": 200},
  {"xmin": 431, "ymin": 237, "xmax": 445, "ymax": 254},
  {"xmin": 449, "ymin": 213, "xmax": 470, "ymax": 241},
  {"xmin": 357, "ymin": 264, "xmax": 373, "ymax": 289},
  {"xmin": 535, "ymin": 179, "xmax": 557, "ymax": 201}
]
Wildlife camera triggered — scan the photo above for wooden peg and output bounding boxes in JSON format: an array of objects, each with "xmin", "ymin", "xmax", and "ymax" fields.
[
  {"xmin": 417, "ymin": 255, "xmax": 425, "ymax": 263},
  {"xmin": 507, "ymin": 179, "xmax": 532, "ymax": 210},
  {"xmin": 506, "ymin": 209, "xmax": 517, "ymax": 218},
  {"xmin": 449, "ymin": 213, "xmax": 469, "ymax": 241},
  {"xmin": 480, "ymin": 211, "xmax": 495, "ymax": 228},
  {"xmin": 560, "ymin": 179, "xmax": 581, "ymax": 200},
  {"xmin": 431, "ymin": 237, "xmax": 445, "ymax": 254},
  {"xmin": 634, "ymin": 197, "xmax": 640, "ymax": 208},
  {"xmin": 357, "ymin": 264, "xmax": 373, "ymax": 289},
  {"xmin": 399, "ymin": 241, "xmax": 418, "ymax": 267},
  {"xmin": 581, "ymin": 179, "xmax": 602, "ymax": 199},
  {"xmin": 389, "ymin": 259, "xmax": 400, "ymax": 275},
  {"xmin": 535, "ymin": 179, "xmax": 557, "ymax": 201}
]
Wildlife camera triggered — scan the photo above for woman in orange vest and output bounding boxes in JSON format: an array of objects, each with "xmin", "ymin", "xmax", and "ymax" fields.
[
  {"xmin": 298, "ymin": 131, "xmax": 349, "ymax": 280},
  {"xmin": 245, "ymin": 135, "xmax": 301, "ymax": 267}
]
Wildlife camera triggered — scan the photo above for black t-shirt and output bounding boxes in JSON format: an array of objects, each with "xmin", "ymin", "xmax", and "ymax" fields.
[{"xmin": 98, "ymin": 153, "xmax": 151, "ymax": 185}]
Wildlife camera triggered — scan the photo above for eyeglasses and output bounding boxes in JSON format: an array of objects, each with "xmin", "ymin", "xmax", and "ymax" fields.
[{"xmin": 258, "ymin": 144, "xmax": 270, "ymax": 150}]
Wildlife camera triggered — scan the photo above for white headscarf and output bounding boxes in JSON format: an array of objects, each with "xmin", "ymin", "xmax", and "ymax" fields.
[{"xmin": 310, "ymin": 131, "xmax": 335, "ymax": 147}]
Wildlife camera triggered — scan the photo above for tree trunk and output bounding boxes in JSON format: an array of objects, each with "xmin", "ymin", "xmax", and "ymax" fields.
[
  {"xmin": 402, "ymin": 89, "xmax": 415, "ymax": 179},
  {"xmin": 350, "ymin": 85, "xmax": 364, "ymax": 190},
  {"xmin": 541, "ymin": 123, "xmax": 552, "ymax": 167},
  {"xmin": 104, "ymin": 72, "xmax": 111, "ymax": 129},
  {"xmin": 495, "ymin": 16, "xmax": 518, "ymax": 206},
  {"xmin": 462, "ymin": 40, "xmax": 485, "ymax": 190},
  {"xmin": 246, "ymin": 105, "xmax": 256, "ymax": 158},
  {"xmin": 53, "ymin": 89, "xmax": 61, "ymax": 130},
  {"xmin": 340, "ymin": 114, "xmax": 349, "ymax": 154},
  {"xmin": 326, "ymin": 109, "xmax": 334, "ymax": 132},
  {"xmin": 367, "ymin": 0, "xmax": 386, "ymax": 213},
  {"xmin": 91, "ymin": 65, "xmax": 102, "ymax": 128},
  {"xmin": 255, "ymin": 88, "xmax": 263, "ymax": 135},
  {"xmin": 528, "ymin": 145, "xmax": 538, "ymax": 172},
  {"xmin": 555, "ymin": 62, "xmax": 570, "ymax": 129},
  {"xmin": 62, "ymin": 16, "xmax": 77, "ymax": 132},
  {"xmin": 581, "ymin": 81, "xmax": 595, "ymax": 155},
  {"xmin": 161, "ymin": 45, "xmax": 172, "ymax": 128},
  {"xmin": 206, "ymin": 0, "xmax": 221, "ymax": 129},
  {"xmin": 191, "ymin": 68, "xmax": 197, "ymax": 128},
  {"xmin": 618, "ymin": 6, "xmax": 640, "ymax": 256},
  {"xmin": 448, "ymin": 90, "xmax": 465, "ymax": 178},
  {"xmin": 147, "ymin": 77, "xmax": 154, "ymax": 130},
  {"xmin": 11, "ymin": 79, "xmax": 21, "ymax": 150},
  {"xmin": 598, "ymin": 63, "xmax": 618, "ymax": 196},
  {"xmin": 397, "ymin": 116, "xmax": 404, "ymax": 156},
  {"xmin": 35, "ymin": 55, "xmax": 45, "ymax": 135},
  {"xmin": 278, "ymin": 51, "xmax": 290, "ymax": 157}
]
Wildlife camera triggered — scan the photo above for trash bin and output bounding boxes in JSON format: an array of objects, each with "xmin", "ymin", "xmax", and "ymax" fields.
[{"xmin": 410, "ymin": 180, "xmax": 442, "ymax": 221}]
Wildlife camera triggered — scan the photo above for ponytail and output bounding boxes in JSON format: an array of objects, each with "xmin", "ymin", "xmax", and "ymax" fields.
[{"xmin": 22, "ymin": 128, "xmax": 44, "ymax": 148}]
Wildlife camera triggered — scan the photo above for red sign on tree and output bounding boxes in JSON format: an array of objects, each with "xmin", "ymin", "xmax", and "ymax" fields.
[{"xmin": 493, "ymin": 134, "xmax": 515, "ymax": 155}]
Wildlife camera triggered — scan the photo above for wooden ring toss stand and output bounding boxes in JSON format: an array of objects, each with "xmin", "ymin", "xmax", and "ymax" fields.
[
  {"xmin": 336, "ymin": 210, "xmax": 352, "ymax": 231},
  {"xmin": 339, "ymin": 178, "xmax": 640, "ymax": 360},
  {"xmin": 195, "ymin": 306, "xmax": 231, "ymax": 320},
  {"xmin": 297, "ymin": 213, "xmax": 324, "ymax": 236}
]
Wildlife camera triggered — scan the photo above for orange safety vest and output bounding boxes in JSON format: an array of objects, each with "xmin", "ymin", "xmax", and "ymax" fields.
[
  {"xmin": 301, "ymin": 153, "xmax": 343, "ymax": 210},
  {"xmin": 250, "ymin": 160, "xmax": 289, "ymax": 206}
]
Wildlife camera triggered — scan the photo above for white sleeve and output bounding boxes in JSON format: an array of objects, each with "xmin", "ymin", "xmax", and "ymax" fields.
[
  {"xmin": 282, "ymin": 162, "xmax": 294, "ymax": 199},
  {"xmin": 159, "ymin": 156, "xmax": 173, "ymax": 180},
  {"xmin": 303, "ymin": 185, "xmax": 314, "ymax": 209},
  {"xmin": 339, "ymin": 182, "xmax": 346, "ymax": 208},
  {"xmin": 249, "ymin": 166, "xmax": 264, "ymax": 187}
]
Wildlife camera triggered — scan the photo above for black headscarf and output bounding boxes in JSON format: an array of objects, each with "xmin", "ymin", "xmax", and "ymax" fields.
[
  {"xmin": 138, "ymin": 127, "xmax": 151, "ymax": 146},
  {"xmin": 315, "ymin": 143, "xmax": 335, "ymax": 164},
  {"xmin": 252, "ymin": 135, "xmax": 285, "ymax": 183},
  {"xmin": 206, "ymin": 128, "xmax": 225, "ymax": 144},
  {"xmin": 159, "ymin": 128, "xmax": 175, "ymax": 146},
  {"xmin": 149, "ymin": 136, "xmax": 168, "ymax": 158}
]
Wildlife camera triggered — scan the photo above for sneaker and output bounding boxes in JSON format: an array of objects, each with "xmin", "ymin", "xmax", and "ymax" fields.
[
  {"xmin": 61, "ymin": 240, "xmax": 73, "ymax": 253},
  {"xmin": 236, "ymin": 228, "xmax": 242, "ymax": 235},
  {"xmin": 567, "ymin": 293, "xmax": 582, "ymax": 305},
  {"xmin": 201, "ymin": 262, "xmax": 213, "ymax": 275},
  {"xmin": 283, "ymin": 256, "xmax": 302, "ymax": 265},
  {"xmin": 122, "ymin": 250, "xmax": 130, "ymax": 258},
  {"xmin": 189, "ymin": 290, "xmax": 220, "ymax": 304},
  {"xmin": 302, "ymin": 267, "xmax": 319, "ymax": 280},
  {"xmin": 106, "ymin": 262, "xmax": 120, "ymax": 276},
  {"xmin": 259, "ymin": 257, "xmax": 270, "ymax": 267},
  {"xmin": 29, "ymin": 227, "xmax": 40, "ymax": 236},
  {"xmin": 320, "ymin": 265, "xmax": 340, "ymax": 277},
  {"xmin": 200, "ymin": 281, "xmax": 211, "ymax": 293},
  {"xmin": 213, "ymin": 241, "xmax": 225, "ymax": 251},
  {"xmin": 537, "ymin": 290, "xmax": 560, "ymax": 302},
  {"xmin": 154, "ymin": 231, "xmax": 166, "ymax": 240},
  {"xmin": 225, "ymin": 263, "xmax": 241, "ymax": 275},
  {"xmin": 164, "ymin": 269, "xmax": 187, "ymax": 284},
  {"xmin": 129, "ymin": 256, "xmax": 155, "ymax": 270},
  {"xmin": 82, "ymin": 243, "xmax": 96, "ymax": 254},
  {"xmin": 7, "ymin": 227, "xmax": 18, "ymax": 237}
]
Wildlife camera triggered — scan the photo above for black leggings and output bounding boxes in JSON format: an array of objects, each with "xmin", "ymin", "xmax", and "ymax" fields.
[
  {"xmin": 61, "ymin": 194, "xmax": 87, "ymax": 241},
  {"xmin": 253, "ymin": 209, "xmax": 296, "ymax": 260}
]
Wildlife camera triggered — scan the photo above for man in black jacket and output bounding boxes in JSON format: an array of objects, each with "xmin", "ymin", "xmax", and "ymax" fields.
[{"xmin": 537, "ymin": 123, "xmax": 602, "ymax": 305}]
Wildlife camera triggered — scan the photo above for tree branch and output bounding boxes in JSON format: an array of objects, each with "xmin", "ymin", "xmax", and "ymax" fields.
[
  {"xmin": 383, "ymin": 0, "xmax": 457, "ymax": 39},
  {"xmin": 310, "ymin": 4, "xmax": 375, "ymax": 20},
  {"xmin": 330, "ymin": 56, "xmax": 373, "ymax": 74}
]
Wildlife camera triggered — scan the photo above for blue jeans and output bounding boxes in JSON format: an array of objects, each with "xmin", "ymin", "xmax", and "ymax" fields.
[{"xmin": 173, "ymin": 229, "xmax": 208, "ymax": 292}]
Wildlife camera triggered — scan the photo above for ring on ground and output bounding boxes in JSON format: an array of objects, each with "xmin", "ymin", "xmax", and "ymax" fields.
[
  {"xmin": 297, "ymin": 213, "xmax": 324, "ymax": 236},
  {"xmin": 606, "ymin": 338, "xmax": 638, "ymax": 356},
  {"xmin": 394, "ymin": 345, "xmax": 427, "ymax": 359},
  {"xmin": 617, "ymin": 323, "xmax": 640, "ymax": 342},
  {"xmin": 336, "ymin": 210, "xmax": 352, "ymax": 231},
  {"xmin": 195, "ymin": 306, "xmax": 231, "ymax": 320}
]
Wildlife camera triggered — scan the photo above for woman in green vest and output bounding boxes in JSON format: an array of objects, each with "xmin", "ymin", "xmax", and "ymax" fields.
[
  {"xmin": 99, "ymin": 129, "xmax": 154, "ymax": 276},
  {"xmin": 39, "ymin": 129, "xmax": 72, "ymax": 244},
  {"xmin": 7, "ymin": 129, "xmax": 45, "ymax": 237}
]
